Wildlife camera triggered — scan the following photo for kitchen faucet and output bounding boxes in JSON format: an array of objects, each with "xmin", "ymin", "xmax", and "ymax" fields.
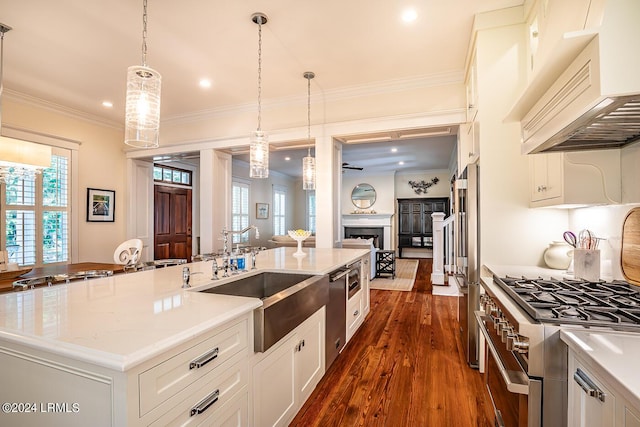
[
  {"xmin": 181, "ymin": 266, "xmax": 202, "ymax": 288},
  {"xmin": 220, "ymin": 225, "xmax": 259, "ymax": 255}
]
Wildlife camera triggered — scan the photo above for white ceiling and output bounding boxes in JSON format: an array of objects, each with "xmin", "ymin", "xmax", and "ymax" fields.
[{"xmin": 0, "ymin": 0, "xmax": 522, "ymax": 175}]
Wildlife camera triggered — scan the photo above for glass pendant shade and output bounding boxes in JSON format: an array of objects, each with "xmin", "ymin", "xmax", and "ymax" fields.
[
  {"xmin": 250, "ymin": 130, "xmax": 269, "ymax": 178},
  {"xmin": 125, "ymin": 65, "xmax": 161, "ymax": 148},
  {"xmin": 302, "ymin": 155, "xmax": 315, "ymax": 190}
]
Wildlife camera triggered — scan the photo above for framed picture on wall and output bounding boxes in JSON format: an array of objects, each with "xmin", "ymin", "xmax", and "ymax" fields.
[
  {"xmin": 87, "ymin": 188, "xmax": 115, "ymax": 222},
  {"xmin": 256, "ymin": 203, "xmax": 269, "ymax": 219}
]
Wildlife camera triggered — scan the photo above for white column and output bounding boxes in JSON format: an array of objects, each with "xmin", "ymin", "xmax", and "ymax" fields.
[
  {"xmin": 431, "ymin": 212, "xmax": 445, "ymax": 285},
  {"xmin": 315, "ymin": 135, "xmax": 339, "ymax": 248},
  {"xmin": 200, "ymin": 149, "xmax": 232, "ymax": 254}
]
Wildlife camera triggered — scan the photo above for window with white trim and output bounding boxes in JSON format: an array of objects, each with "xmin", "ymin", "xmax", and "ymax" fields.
[
  {"xmin": 307, "ymin": 191, "xmax": 316, "ymax": 233},
  {"xmin": 231, "ymin": 181, "xmax": 250, "ymax": 243},
  {"xmin": 2, "ymin": 147, "xmax": 70, "ymax": 267},
  {"xmin": 273, "ymin": 187, "xmax": 286, "ymax": 236}
]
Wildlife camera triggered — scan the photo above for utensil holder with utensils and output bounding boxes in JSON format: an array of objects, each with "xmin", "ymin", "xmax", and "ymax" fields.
[{"xmin": 573, "ymin": 249, "xmax": 600, "ymax": 282}]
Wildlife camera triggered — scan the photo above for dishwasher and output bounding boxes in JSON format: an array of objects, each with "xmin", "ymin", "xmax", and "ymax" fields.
[{"xmin": 326, "ymin": 266, "xmax": 349, "ymax": 369}]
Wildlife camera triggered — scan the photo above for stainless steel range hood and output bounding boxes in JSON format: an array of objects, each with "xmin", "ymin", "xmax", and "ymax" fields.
[{"xmin": 509, "ymin": 0, "xmax": 640, "ymax": 154}]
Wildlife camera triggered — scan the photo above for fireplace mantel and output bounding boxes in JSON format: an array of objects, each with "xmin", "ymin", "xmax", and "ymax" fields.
[
  {"xmin": 342, "ymin": 214, "xmax": 394, "ymax": 250},
  {"xmin": 341, "ymin": 214, "xmax": 393, "ymax": 226}
]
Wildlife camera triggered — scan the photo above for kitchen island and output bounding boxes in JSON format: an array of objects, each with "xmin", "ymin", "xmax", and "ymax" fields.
[{"xmin": 0, "ymin": 247, "xmax": 369, "ymax": 427}]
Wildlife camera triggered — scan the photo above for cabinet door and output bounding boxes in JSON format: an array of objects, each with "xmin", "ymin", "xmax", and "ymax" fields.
[
  {"xmin": 398, "ymin": 203, "xmax": 411, "ymax": 234},
  {"xmin": 295, "ymin": 309, "xmax": 325, "ymax": 406},
  {"xmin": 568, "ymin": 359, "xmax": 615, "ymax": 427},
  {"xmin": 252, "ymin": 335, "xmax": 297, "ymax": 427},
  {"xmin": 530, "ymin": 153, "xmax": 562, "ymax": 202},
  {"xmin": 411, "ymin": 203, "xmax": 423, "ymax": 234}
]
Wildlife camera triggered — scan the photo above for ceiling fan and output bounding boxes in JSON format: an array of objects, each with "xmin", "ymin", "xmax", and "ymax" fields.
[{"xmin": 342, "ymin": 162, "xmax": 363, "ymax": 171}]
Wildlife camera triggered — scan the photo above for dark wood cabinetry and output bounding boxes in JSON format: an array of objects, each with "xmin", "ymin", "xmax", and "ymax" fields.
[{"xmin": 397, "ymin": 198, "xmax": 449, "ymax": 258}]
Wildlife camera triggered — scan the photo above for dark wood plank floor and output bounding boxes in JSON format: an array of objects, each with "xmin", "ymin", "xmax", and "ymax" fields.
[{"xmin": 290, "ymin": 258, "xmax": 494, "ymax": 426}]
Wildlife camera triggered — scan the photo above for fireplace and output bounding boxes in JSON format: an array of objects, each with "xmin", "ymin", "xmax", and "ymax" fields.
[{"xmin": 344, "ymin": 227, "xmax": 384, "ymax": 249}]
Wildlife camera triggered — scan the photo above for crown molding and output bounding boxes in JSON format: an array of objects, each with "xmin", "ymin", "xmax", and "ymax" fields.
[
  {"xmin": 163, "ymin": 71, "xmax": 465, "ymax": 126},
  {"xmin": 4, "ymin": 89, "xmax": 123, "ymax": 130}
]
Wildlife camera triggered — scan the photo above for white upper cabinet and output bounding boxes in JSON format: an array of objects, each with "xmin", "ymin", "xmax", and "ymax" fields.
[{"xmin": 529, "ymin": 150, "xmax": 621, "ymax": 208}]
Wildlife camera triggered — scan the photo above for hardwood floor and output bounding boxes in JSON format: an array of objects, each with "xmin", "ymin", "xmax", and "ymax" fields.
[{"xmin": 290, "ymin": 258, "xmax": 494, "ymax": 426}]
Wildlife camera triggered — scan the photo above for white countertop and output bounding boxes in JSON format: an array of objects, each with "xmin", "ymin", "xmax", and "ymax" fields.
[
  {"xmin": 0, "ymin": 247, "xmax": 368, "ymax": 372},
  {"xmin": 561, "ymin": 329, "xmax": 640, "ymax": 406}
]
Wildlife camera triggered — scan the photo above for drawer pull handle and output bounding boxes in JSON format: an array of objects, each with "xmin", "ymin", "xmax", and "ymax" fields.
[
  {"xmin": 189, "ymin": 347, "xmax": 219, "ymax": 370},
  {"xmin": 190, "ymin": 389, "xmax": 219, "ymax": 416},
  {"xmin": 574, "ymin": 368, "xmax": 605, "ymax": 402},
  {"xmin": 353, "ymin": 310, "xmax": 359, "ymax": 317}
]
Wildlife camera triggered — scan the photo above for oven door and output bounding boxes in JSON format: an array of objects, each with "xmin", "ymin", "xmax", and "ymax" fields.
[{"xmin": 475, "ymin": 312, "xmax": 542, "ymax": 427}]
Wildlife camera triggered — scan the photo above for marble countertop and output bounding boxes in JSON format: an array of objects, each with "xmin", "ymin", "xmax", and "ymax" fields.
[
  {"xmin": 0, "ymin": 247, "xmax": 368, "ymax": 372},
  {"xmin": 561, "ymin": 329, "xmax": 640, "ymax": 406}
]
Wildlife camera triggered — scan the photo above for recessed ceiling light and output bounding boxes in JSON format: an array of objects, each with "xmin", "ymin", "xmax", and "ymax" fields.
[
  {"xmin": 399, "ymin": 161, "xmax": 405, "ymax": 165},
  {"xmin": 391, "ymin": 147, "xmax": 398, "ymax": 153},
  {"xmin": 199, "ymin": 79, "xmax": 212, "ymax": 88},
  {"xmin": 284, "ymin": 157, "xmax": 291, "ymax": 161},
  {"xmin": 102, "ymin": 101, "xmax": 113, "ymax": 108},
  {"xmin": 402, "ymin": 8, "xmax": 417, "ymax": 23}
]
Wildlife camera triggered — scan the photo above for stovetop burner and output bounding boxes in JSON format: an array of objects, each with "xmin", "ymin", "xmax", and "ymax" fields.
[{"xmin": 496, "ymin": 275, "xmax": 640, "ymax": 329}]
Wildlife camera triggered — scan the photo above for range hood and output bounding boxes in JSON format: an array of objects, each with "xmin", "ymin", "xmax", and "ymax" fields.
[{"xmin": 509, "ymin": 0, "xmax": 640, "ymax": 154}]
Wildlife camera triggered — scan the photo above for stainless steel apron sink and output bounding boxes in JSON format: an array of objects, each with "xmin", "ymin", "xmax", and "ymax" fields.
[{"xmin": 201, "ymin": 272, "xmax": 329, "ymax": 352}]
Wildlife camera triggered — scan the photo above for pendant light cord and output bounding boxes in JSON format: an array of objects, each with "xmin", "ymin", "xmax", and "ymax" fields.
[
  {"xmin": 307, "ymin": 75, "xmax": 311, "ymax": 156},
  {"xmin": 256, "ymin": 18, "xmax": 263, "ymax": 131},
  {"xmin": 0, "ymin": 30, "xmax": 5, "ymax": 129},
  {"xmin": 141, "ymin": 0, "xmax": 148, "ymax": 66}
]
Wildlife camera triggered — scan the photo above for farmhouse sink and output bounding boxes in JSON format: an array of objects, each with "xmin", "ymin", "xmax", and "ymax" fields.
[{"xmin": 201, "ymin": 272, "xmax": 329, "ymax": 352}]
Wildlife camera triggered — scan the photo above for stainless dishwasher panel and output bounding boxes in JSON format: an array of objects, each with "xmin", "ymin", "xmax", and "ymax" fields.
[{"xmin": 326, "ymin": 267, "xmax": 348, "ymax": 369}]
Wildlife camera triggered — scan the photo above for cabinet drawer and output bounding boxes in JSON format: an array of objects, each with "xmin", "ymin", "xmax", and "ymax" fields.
[
  {"xmin": 149, "ymin": 355, "xmax": 248, "ymax": 426},
  {"xmin": 347, "ymin": 291, "xmax": 364, "ymax": 341},
  {"xmin": 140, "ymin": 317, "xmax": 248, "ymax": 416}
]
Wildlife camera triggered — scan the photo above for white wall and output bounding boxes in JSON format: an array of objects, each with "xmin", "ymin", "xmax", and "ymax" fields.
[
  {"xmin": 475, "ymin": 16, "xmax": 568, "ymax": 268},
  {"xmin": 3, "ymin": 98, "xmax": 126, "ymax": 264},
  {"xmin": 569, "ymin": 204, "xmax": 640, "ymax": 280},
  {"xmin": 341, "ymin": 173, "xmax": 395, "ymax": 215},
  {"xmin": 394, "ymin": 170, "xmax": 451, "ymax": 200}
]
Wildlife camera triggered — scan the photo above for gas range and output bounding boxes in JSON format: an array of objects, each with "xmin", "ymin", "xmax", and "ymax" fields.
[
  {"xmin": 495, "ymin": 276, "xmax": 640, "ymax": 331},
  {"xmin": 478, "ymin": 269, "xmax": 640, "ymax": 426}
]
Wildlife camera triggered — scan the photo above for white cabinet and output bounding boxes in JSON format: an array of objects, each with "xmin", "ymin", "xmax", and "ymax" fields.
[
  {"xmin": 346, "ymin": 289, "xmax": 364, "ymax": 342},
  {"xmin": 529, "ymin": 150, "xmax": 621, "ymax": 208},
  {"xmin": 361, "ymin": 255, "xmax": 371, "ymax": 317},
  {"xmin": 0, "ymin": 314, "xmax": 252, "ymax": 427},
  {"xmin": 568, "ymin": 348, "xmax": 640, "ymax": 427},
  {"xmin": 458, "ymin": 52, "xmax": 479, "ymax": 177},
  {"xmin": 529, "ymin": 152, "xmax": 562, "ymax": 203},
  {"xmin": 251, "ymin": 307, "xmax": 325, "ymax": 427}
]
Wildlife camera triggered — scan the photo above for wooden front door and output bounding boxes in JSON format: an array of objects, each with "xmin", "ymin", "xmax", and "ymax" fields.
[{"xmin": 154, "ymin": 185, "xmax": 192, "ymax": 261}]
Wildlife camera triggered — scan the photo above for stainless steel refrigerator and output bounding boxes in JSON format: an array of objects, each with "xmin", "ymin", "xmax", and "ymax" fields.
[{"xmin": 454, "ymin": 163, "xmax": 480, "ymax": 368}]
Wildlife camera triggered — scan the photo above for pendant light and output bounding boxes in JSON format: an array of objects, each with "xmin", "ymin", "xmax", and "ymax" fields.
[
  {"xmin": 0, "ymin": 23, "xmax": 51, "ymax": 183},
  {"xmin": 125, "ymin": 0, "xmax": 161, "ymax": 148},
  {"xmin": 249, "ymin": 13, "xmax": 269, "ymax": 178},
  {"xmin": 302, "ymin": 72, "xmax": 316, "ymax": 190}
]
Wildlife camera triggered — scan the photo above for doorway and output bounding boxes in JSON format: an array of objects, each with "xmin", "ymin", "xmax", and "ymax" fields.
[{"xmin": 154, "ymin": 185, "xmax": 192, "ymax": 261}]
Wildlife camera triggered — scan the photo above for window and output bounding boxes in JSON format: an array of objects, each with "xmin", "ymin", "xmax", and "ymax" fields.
[
  {"xmin": 307, "ymin": 191, "xmax": 316, "ymax": 233},
  {"xmin": 273, "ymin": 187, "xmax": 286, "ymax": 236},
  {"xmin": 3, "ymin": 147, "xmax": 70, "ymax": 267},
  {"xmin": 231, "ymin": 181, "xmax": 249, "ymax": 243},
  {"xmin": 153, "ymin": 164, "xmax": 191, "ymax": 186}
]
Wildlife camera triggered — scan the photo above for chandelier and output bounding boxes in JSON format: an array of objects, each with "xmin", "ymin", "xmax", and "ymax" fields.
[
  {"xmin": 0, "ymin": 23, "xmax": 51, "ymax": 183},
  {"xmin": 302, "ymin": 72, "xmax": 315, "ymax": 190},
  {"xmin": 249, "ymin": 13, "xmax": 269, "ymax": 178},
  {"xmin": 124, "ymin": 0, "xmax": 162, "ymax": 148}
]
